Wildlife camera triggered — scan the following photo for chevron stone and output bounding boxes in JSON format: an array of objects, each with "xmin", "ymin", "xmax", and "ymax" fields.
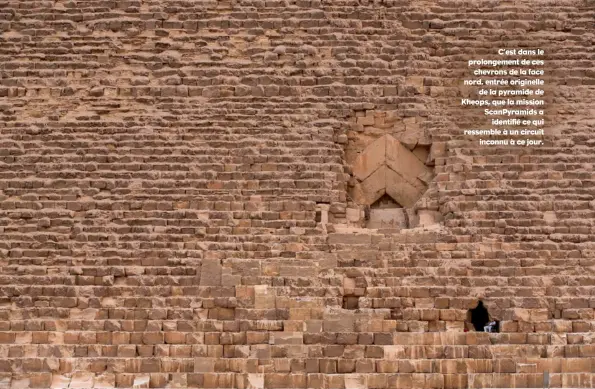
[
  {"xmin": 354, "ymin": 134, "xmax": 432, "ymax": 207},
  {"xmin": 385, "ymin": 135, "xmax": 432, "ymax": 188},
  {"xmin": 386, "ymin": 168, "xmax": 426, "ymax": 208},
  {"xmin": 360, "ymin": 164, "xmax": 388, "ymax": 205},
  {"xmin": 352, "ymin": 135, "xmax": 387, "ymax": 181}
]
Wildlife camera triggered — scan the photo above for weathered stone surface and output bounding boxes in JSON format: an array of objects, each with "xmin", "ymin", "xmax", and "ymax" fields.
[
  {"xmin": 360, "ymin": 165, "xmax": 388, "ymax": 205},
  {"xmin": 385, "ymin": 135, "xmax": 431, "ymax": 189},
  {"xmin": 417, "ymin": 210, "xmax": 443, "ymax": 227},
  {"xmin": 328, "ymin": 233, "xmax": 372, "ymax": 245},
  {"xmin": 368, "ymin": 208, "xmax": 408, "ymax": 229},
  {"xmin": 352, "ymin": 135, "xmax": 386, "ymax": 181},
  {"xmin": 386, "ymin": 168, "xmax": 425, "ymax": 208},
  {"xmin": 0, "ymin": 1, "xmax": 593, "ymax": 388},
  {"xmin": 199, "ymin": 259, "xmax": 222, "ymax": 286},
  {"xmin": 254, "ymin": 285, "xmax": 276, "ymax": 309},
  {"xmin": 351, "ymin": 134, "xmax": 432, "ymax": 208}
]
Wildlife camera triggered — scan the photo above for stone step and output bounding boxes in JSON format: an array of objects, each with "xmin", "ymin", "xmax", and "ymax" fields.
[{"xmin": 1, "ymin": 371, "xmax": 595, "ymax": 389}]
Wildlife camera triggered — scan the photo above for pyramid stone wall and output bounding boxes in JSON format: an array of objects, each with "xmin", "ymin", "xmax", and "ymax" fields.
[{"xmin": 0, "ymin": 0, "xmax": 594, "ymax": 388}]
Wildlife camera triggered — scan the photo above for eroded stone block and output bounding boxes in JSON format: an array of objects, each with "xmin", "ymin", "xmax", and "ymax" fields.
[
  {"xmin": 352, "ymin": 135, "xmax": 386, "ymax": 181},
  {"xmin": 199, "ymin": 259, "xmax": 222, "ymax": 286}
]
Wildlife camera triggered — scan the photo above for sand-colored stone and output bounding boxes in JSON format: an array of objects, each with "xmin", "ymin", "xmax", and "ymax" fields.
[
  {"xmin": 0, "ymin": 2, "xmax": 592, "ymax": 389},
  {"xmin": 385, "ymin": 168, "xmax": 425, "ymax": 208},
  {"xmin": 385, "ymin": 135, "xmax": 431, "ymax": 188},
  {"xmin": 361, "ymin": 169, "xmax": 387, "ymax": 207},
  {"xmin": 352, "ymin": 135, "xmax": 386, "ymax": 181},
  {"xmin": 351, "ymin": 134, "xmax": 431, "ymax": 208}
]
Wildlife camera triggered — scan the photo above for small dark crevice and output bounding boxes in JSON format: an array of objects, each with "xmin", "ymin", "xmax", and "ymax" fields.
[
  {"xmin": 342, "ymin": 296, "xmax": 359, "ymax": 310},
  {"xmin": 403, "ymin": 208, "xmax": 410, "ymax": 229}
]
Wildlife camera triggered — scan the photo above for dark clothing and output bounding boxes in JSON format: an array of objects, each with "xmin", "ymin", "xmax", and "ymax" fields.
[{"xmin": 470, "ymin": 302, "xmax": 489, "ymax": 332}]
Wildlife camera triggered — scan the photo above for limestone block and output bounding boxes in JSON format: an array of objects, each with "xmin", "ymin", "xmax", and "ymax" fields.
[
  {"xmin": 50, "ymin": 375, "xmax": 69, "ymax": 389},
  {"xmin": 417, "ymin": 210, "xmax": 442, "ymax": 226},
  {"xmin": 246, "ymin": 374, "xmax": 264, "ymax": 389},
  {"xmin": 194, "ymin": 358, "xmax": 215, "ymax": 373},
  {"xmin": 328, "ymin": 233, "xmax": 372, "ymax": 245},
  {"xmin": 386, "ymin": 135, "xmax": 431, "ymax": 186},
  {"xmin": 69, "ymin": 372, "xmax": 94, "ymax": 389},
  {"xmin": 0, "ymin": 4, "xmax": 590, "ymax": 389},
  {"xmin": 355, "ymin": 359, "xmax": 375, "ymax": 373},
  {"xmin": 270, "ymin": 332, "xmax": 303, "ymax": 345},
  {"xmin": 343, "ymin": 277, "xmax": 356, "ymax": 293},
  {"xmin": 254, "ymin": 285, "xmax": 275, "ymax": 309},
  {"xmin": 32, "ymin": 375, "xmax": 54, "ymax": 389},
  {"xmin": 316, "ymin": 204, "xmax": 329, "ymax": 224},
  {"xmin": 427, "ymin": 142, "xmax": 446, "ymax": 163},
  {"xmin": 417, "ymin": 169, "xmax": 434, "ymax": 185},
  {"xmin": 543, "ymin": 211, "xmax": 557, "ymax": 223},
  {"xmin": 346, "ymin": 208, "xmax": 361, "ymax": 222},
  {"xmin": 357, "ymin": 116, "xmax": 375, "ymax": 126},
  {"xmin": 15, "ymin": 332, "xmax": 31, "ymax": 344},
  {"xmin": 221, "ymin": 270, "xmax": 241, "ymax": 287},
  {"xmin": 444, "ymin": 373, "xmax": 469, "ymax": 389},
  {"xmin": 324, "ymin": 317, "xmax": 355, "ymax": 332},
  {"xmin": 352, "ymin": 135, "xmax": 386, "ymax": 181},
  {"xmin": 319, "ymin": 359, "xmax": 337, "ymax": 374},
  {"xmin": 385, "ymin": 168, "xmax": 424, "ymax": 208},
  {"xmin": 360, "ymin": 165, "xmax": 387, "ymax": 205},
  {"xmin": 399, "ymin": 129, "xmax": 419, "ymax": 150},
  {"xmin": 352, "ymin": 135, "xmax": 432, "ymax": 207},
  {"xmin": 530, "ymin": 309, "xmax": 549, "ymax": 322},
  {"xmin": 166, "ymin": 373, "xmax": 186, "ymax": 388},
  {"xmin": 11, "ymin": 378, "xmax": 30, "ymax": 389},
  {"xmin": 131, "ymin": 375, "xmax": 150, "ymax": 388},
  {"xmin": 367, "ymin": 208, "xmax": 408, "ymax": 229},
  {"xmin": 385, "ymin": 345, "xmax": 407, "ymax": 359},
  {"xmin": 350, "ymin": 182, "xmax": 368, "ymax": 205},
  {"xmin": 199, "ymin": 259, "xmax": 222, "ymax": 286}
]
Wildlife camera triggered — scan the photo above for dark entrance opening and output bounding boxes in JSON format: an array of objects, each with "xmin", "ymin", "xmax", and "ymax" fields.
[{"xmin": 467, "ymin": 300, "xmax": 498, "ymax": 332}]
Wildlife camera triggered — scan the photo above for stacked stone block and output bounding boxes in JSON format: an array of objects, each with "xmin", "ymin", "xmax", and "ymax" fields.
[{"xmin": 0, "ymin": 0, "xmax": 594, "ymax": 387}]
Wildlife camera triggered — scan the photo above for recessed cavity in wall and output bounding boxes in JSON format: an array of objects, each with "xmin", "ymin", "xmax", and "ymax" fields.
[{"xmin": 342, "ymin": 107, "xmax": 441, "ymax": 230}]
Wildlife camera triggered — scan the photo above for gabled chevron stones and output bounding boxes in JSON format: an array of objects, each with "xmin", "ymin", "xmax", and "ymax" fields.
[{"xmin": 353, "ymin": 135, "xmax": 433, "ymax": 207}]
